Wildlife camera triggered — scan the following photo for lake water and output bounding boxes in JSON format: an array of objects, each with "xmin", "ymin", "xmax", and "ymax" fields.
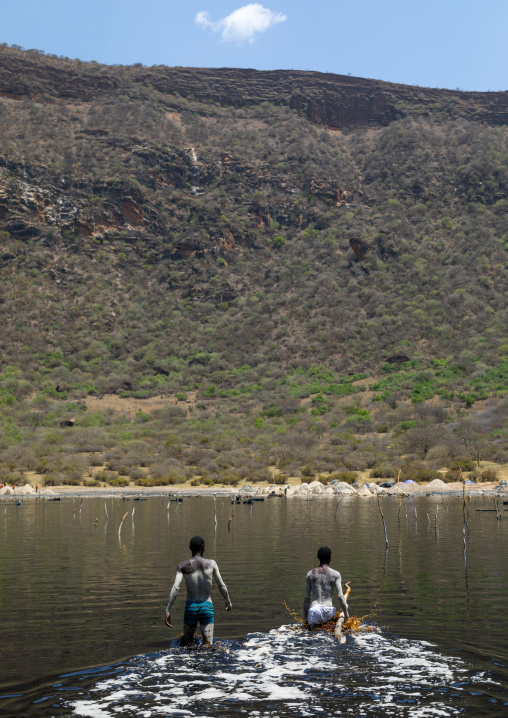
[{"xmin": 1, "ymin": 493, "xmax": 507, "ymax": 717}]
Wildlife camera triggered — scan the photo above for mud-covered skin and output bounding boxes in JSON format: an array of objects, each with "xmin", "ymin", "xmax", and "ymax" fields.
[
  {"xmin": 303, "ymin": 564, "xmax": 349, "ymax": 624},
  {"xmin": 166, "ymin": 553, "xmax": 232, "ymax": 646}
]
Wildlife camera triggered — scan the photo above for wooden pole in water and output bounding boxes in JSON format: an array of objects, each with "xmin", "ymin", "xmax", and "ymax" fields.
[
  {"xmin": 461, "ymin": 471, "xmax": 467, "ymax": 557},
  {"xmin": 118, "ymin": 511, "xmax": 129, "ymax": 539},
  {"xmin": 495, "ymin": 497, "xmax": 501, "ymax": 522},
  {"xmin": 228, "ymin": 503, "xmax": 235, "ymax": 531},
  {"xmin": 377, "ymin": 495, "xmax": 389, "ymax": 548},
  {"xmin": 397, "ymin": 470, "xmax": 402, "ymax": 523},
  {"xmin": 334, "ymin": 495, "xmax": 345, "ymax": 521}
]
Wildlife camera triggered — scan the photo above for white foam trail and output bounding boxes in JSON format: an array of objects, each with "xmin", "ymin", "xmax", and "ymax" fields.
[{"xmin": 68, "ymin": 625, "xmax": 498, "ymax": 717}]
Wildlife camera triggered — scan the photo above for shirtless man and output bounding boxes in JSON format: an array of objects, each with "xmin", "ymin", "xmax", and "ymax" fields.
[
  {"xmin": 303, "ymin": 546, "xmax": 349, "ymax": 639},
  {"xmin": 165, "ymin": 535, "xmax": 232, "ymax": 646}
]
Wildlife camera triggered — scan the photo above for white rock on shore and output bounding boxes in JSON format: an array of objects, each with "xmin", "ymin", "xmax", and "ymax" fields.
[
  {"xmin": 332, "ymin": 483, "xmax": 356, "ymax": 494},
  {"xmin": 357, "ymin": 485, "xmax": 372, "ymax": 497}
]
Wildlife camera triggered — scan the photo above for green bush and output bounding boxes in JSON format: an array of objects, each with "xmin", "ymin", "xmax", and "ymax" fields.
[
  {"xmin": 219, "ymin": 471, "xmax": 241, "ymax": 486},
  {"xmin": 449, "ymin": 459, "xmax": 476, "ymax": 472},
  {"xmin": 136, "ymin": 477, "xmax": 177, "ymax": 486},
  {"xmin": 370, "ymin": 465, "xmax": 396, "ymax": 479},
  {"xmin": 43, "ymin": 477, "xmax": 61, "ymax": 486},
  {"xmin": 63, "ymin": 478, "xmax": 82, "ymax": 486},
  {"xmin": 300, "ymin": 465, "xmax": 315, "ymax": 479},
  {"xmin": 190, "ymin": 476, "xmax": 215, "ymax": 486},
  {"xmin": 444, "ymin": 469, "xmax": 461, "ymax": 483},
  {"xmin": 95, "ymin": 470, "xmax": 118, "ymax": 482},
  {"xmin": 346, "ymin": 406, "xmax": 370, "ymax": 419},
  {"xmin": 108, "ymin": 477, "xmax": 129, "ymax": 487},
  {"xmin": 470, "ymin": 468, "xmax": 499, "ymax": 482},
  {"xmin": 248, "ymin": 469, "xmax": 272, "ymax": 483},
  {"xmin": 83, "ymin": 479, "xmax": 101, "ymax": 487}
]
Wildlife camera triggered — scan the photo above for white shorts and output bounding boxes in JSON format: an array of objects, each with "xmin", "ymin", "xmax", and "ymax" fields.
[{"xmin": 308, "ymin": 605, "xmax": 336, "ymax": 627}]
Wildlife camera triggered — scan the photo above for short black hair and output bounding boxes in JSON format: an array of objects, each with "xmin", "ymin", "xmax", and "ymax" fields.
[
  {"xmin": 189, "ymin": 535, "xmax": 205, "ymax": 553},
  {"xmin": 317, "ymin": 546, "xmax": 332, "ymax": 563}
]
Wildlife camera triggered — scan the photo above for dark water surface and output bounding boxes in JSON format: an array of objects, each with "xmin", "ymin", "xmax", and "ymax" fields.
[{"xmin": 1, "ymin": 494, "xmax": 507, "ymax": 716}]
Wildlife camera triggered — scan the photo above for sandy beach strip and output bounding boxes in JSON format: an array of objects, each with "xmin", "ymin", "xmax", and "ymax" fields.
[{"xmin": 1, "ymin": 479, "xmax": 507, "ymax": 500}]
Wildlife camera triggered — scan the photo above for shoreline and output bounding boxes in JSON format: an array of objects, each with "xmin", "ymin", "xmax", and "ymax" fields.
[{"xmin": 1, "ymin": 480, "xmax": 507, "ymax": 500}]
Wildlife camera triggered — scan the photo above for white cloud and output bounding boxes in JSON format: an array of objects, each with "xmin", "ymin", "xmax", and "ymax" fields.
[{"xmin": 195, "ymin": 4, "xmax": 287, "ymax": 44}]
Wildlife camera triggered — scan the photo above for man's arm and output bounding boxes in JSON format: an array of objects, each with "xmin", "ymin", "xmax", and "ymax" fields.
[
  {"xmin": 165, "ymin": 569, "xmax": 183, "ymax": 627},
  {"xmin": 334, "ymin": 575, "xmax": 349, "ymax": 620},
  {"xmin": 213, "ymin": 564, "xmax": 232, "ymax": 610},
  {"xmin": 303, "ymin": 574, "xmax": 311, "ymax": 620}
]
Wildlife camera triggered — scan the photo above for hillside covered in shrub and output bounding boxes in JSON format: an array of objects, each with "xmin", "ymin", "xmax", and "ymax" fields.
[{"xmin": 0, "ymin": 45, "xmax": 507, "ymax": 488}]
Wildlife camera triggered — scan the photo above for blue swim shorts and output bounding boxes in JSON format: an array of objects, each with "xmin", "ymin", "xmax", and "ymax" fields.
[{"xmin": 184, "ymin": 600, "xmax": 214, "ymax": 626}]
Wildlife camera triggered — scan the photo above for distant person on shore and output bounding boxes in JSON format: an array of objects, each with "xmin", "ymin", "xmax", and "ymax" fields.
[
  {"xmin": 165, "ymin": 535, "xmax": 232, "ymax": 646},
  {"xmin": 303, "ymin": 546, "xmax": 349, "ymax": 635}
]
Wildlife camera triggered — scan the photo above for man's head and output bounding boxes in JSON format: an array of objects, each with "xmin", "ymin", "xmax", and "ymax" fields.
[
  {"xmin": 189, "ymin": 535, "xmax": 205, "ymax": 556},
  {"xmin": 317, "ymin": 546, "xmax": 332, "ymax": 565}
]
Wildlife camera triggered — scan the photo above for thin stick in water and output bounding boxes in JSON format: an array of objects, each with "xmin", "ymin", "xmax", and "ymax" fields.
[
  {"xmin": 495, "ymin": 497, "xmax": 501, "ymax": 522},
  {"xmin": 397, "ymin": 470, "xmax": 402, "ymax": 523},
  {"xmin": 377, "ymin": 494, "xmax": 389, "ymax": 548},
  {"xmin": 118, "ymin": 511, "xmax": 129, "ymax": 539},
  {"xmin": 228, "ymin": 503, "xmax": 235, "ymax": 531},
  {"xmin": 334, "ymin": 495, "xmax": 345, "ymax": 521},
  {"xmin": 105, "ymin": 503, "xmax": 109, "ymax": 521}
]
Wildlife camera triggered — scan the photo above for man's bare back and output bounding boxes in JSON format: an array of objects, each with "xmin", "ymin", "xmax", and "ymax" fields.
[
  {"xmin": 303, "ymin": 546, "xmax": 349, "ymax": 631},
  {"xmin": 165, "ymin": 537, "xmax": 232, "ymax": 646}
]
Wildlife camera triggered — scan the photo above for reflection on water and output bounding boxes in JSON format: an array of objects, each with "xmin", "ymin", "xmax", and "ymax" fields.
[{"xmin": 1, "ymin": 495, "xmax": 507, "ymax": 716}]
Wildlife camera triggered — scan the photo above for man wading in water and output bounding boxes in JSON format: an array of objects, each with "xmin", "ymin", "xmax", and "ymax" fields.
[
  {"xmin": 303, "ymin": 546, "xmax": 349, "ymax": 640},
  {"xmin": 165, "ymin": 535, "xmax": 232, "ymax": 646}
]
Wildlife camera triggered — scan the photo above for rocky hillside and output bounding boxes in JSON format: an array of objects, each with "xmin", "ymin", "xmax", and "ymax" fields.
[
  {"xmin": 0, "ymin": 45, "xmax": 507, "ymax": 487},
  {"xmin": 2, "ymin": 46, "xmax": 508, "ymax": 128}
]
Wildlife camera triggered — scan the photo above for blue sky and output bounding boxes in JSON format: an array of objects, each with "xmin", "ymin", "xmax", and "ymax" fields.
[{"xmin": 2, "ymin": 1, "xmax": 507, "ymax": 91}]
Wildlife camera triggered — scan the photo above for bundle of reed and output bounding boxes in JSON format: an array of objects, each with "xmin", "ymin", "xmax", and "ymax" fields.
[{"xmin": 286, "ymin": 582, "xmax": 374, "ymax": 640}]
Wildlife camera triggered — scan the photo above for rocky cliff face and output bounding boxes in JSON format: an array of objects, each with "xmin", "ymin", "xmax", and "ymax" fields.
[{"xmin": 1, "ymin": 46, "xmax": 508, "ymax": 129}]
